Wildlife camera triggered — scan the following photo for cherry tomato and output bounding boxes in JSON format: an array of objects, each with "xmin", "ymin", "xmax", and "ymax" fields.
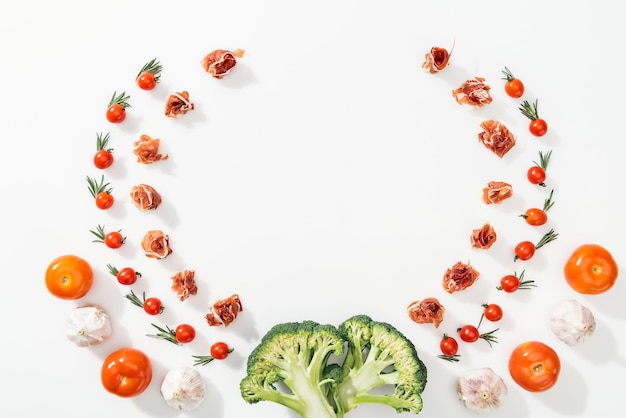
[
  {"xmin": 106, "ymin": 91, "xmax": 130, "ymax": 123},
  {"xmin": 527, "ymin": 166, "xmax": 546, "ymax": 185},
  {"xmin": 175, "ymin": 324, "xmax": 196, "ymax": 344},
  {"xmin": 104, "ymin": 231, "xmax": 125, "ymax": 249},
  {"xmin": 505, "ymin": 79, "xmax": 524, "ymax": 98},
  {"xmin": 509, "ymin": 341, "xmax": 560, "ymax": 392},
  {"xmin": 501, "ymin": 67, "xmax": 524, "ymax": 98},
  {"xmin": 497, "ymin": 270, "xmax": 535, "ymax": 292},
  {"xmin": 564, "ymin": 244, "xmax": 618, "ymax": 294},
  {"xmin": 118, "ymin": 267, "xmax": 140, "ymax": 285},
  {"xmin": 210, "ymin": 342, "xmax": 232, "ymax": 360},
  {"xmin": 458, "ymin": 325, "xmax": 479, "ymax": 343},
  {"xmin": 94, "ymin": 149, "xmax": 114, "ymax": 169},
  {"xmin": 106, "ymin": 104, "xmax": 126, "ymax": 123},
  {"xmin": 45, "ymin": 255, "xmax": 94, "ymax": 300},
  {"xmin": 483, "ymin": 303, "xmax": 503, "ymax": 322},
  {"xmin": 137, "ymin": 72, "xmax": 157, "ymax": 90},
  {"xmin": 95, "ymin": 191, "xmax": 114, "ymax": 210},
  {"xmin": 143, "ymin": 297, "xmax": 163, "ymax": 315},
  {"xmin": 101, "ymin": 347, "xmax": 152, "ymax": 397},
  {"xmin": 439, "ymin": 334, "xmax": 458, "ymax": 356},
  {"xmin": 529, "ymin": 119, "xmax": 548, "ymax": 137},
  {"xmin": 521, "ymin": 208, "xmax": 547, "ymax": 226},
  {"xmin": 94, "ymin": 132, "xmax": 114, "ymax": 169},
  {"xmin": 514, "ymin": 241, "xmax": 535, "ymax": 261}
]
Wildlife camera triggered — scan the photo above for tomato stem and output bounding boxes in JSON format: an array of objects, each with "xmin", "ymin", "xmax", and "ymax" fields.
[
  {"xmin": 96, "ymin": 132, "xmax": 113, "ymax": 152},
  {"xmin": 535, "ymin": 228, "xmax": 558, "ymax": 249},
  {"xmin": 543, "ymin": 189, "xmax": 555, "ymax": 212},
  {"xmin": 478, "ymin": 328, "xmax": 499, "ymax": 347},
  {"xmin": 124, "ymin": 289, "xmax": 146, "ymax": 308},
  {"xmin": 108, "ymin": 91, "xmax": 131, "ymax": 108},
  {"xmin": 501, "ymin": 66, "xmax": 517, "ymax": 82},
  {"xmin": 89, "ymin": 224, "xmax": 107, "ymax": 242},
  {"xmin": 533, "ymin": 150, "xmax": 552, "ymax": 170},
  {"xmin": 437, "ymin": 354, "xmax": 460, "ymax": 362}
]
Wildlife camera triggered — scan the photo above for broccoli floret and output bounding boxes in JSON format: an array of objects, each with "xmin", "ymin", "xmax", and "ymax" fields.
[
  {"xmin": 337, "ymin": 314, "xmax": 427, "ymax": 414},
  {"xmin": 240, "ymin": 315, "xmax": 428, "ymax": 417},
  {"xmin": 240, "ymin": 320, "xmax": 346, "ymax": 418}
]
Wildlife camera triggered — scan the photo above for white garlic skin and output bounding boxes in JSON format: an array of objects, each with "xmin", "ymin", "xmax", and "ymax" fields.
[
  {"xmin": 161, "ymin": 367, "xmax": 206, "ymax": 411},
  {"xmin": 66, "ymin": 305, "xmax": 112, "ymax": 347},
  {"xmin": 550, "ymin": 299, "xmax": 596, "ymax": 346},
  {"xmin": 457, "ymin": 367, "xmax": 507, "ymax": 413}
]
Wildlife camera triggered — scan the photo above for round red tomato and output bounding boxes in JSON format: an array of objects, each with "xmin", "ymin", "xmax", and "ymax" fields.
[
  {"xmin": 439, "ymin": 335, "xmax": 458, "ymax": 356},
  {"xmin": 117, "ymin": 267, "xmax": 139, "ymax": 285},
  {"xmin": 458, "ymin": 325, "xmax": 479, "ymax": 343},
  {"xmin": 175, "ymin": 324, "xmax": 196, "ymax": 343},
  {"xmin": 529, "ymin": 119, "xmax": 548, "ymax": 137},
  {"xmin": 564, "ymin": 244, "xmax": 618, "ymax": 294},
  {"xmin": 483, "ymin": 303, "xmax": 503, "ymax": 321},
  {"xmin": 45, "ymin": 255, "xmax": 94, "ymax": 300},
  {"xmin": 104, "ymin": 231, "xmax": 125, "ymax": 249},
  {"xmin": 514, "ymin": 241, "xmax": 535, "ymax": 261},
  {"xmin": 106, "ymin": 104, "xmax": 126, "ymax": 123},
  {"xmin": 95, "ymin": 192, "xmax": 114, "ymax": 210},
  {"xmin": 509, "ymin": 341, "xmax": 560, "ymax": 392},
  {"xmin": 527, "ymin": 166, "xmax": 546, "ymax": 185},
  {"xmin": 522, "ymin": 208, "xmax": 547, "ymax": 226},
  {"xmin": 143, "ymin": 297, "xmax": 163, "ymax": 315},
  {"xmin": 210, "ymin": 342, "xmax": 232, "ymax": 359},
  {"xmin": 505, "ymin": 79, "xmax": 524, "ymax": 98},
  {"xmin": 94, "ymin": 150, "xmax": 114, "ymax": 169},
  {"xmin": 101, "ymin": 347, "xmax": 152, "ymax": 397},
  {"xmin": 137, "ymin": 72, "xmax": 157, "ymax": 90}
]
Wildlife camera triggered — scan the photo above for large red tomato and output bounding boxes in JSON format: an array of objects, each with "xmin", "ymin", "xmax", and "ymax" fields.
[
  {"xmin": 101, "ymin": 348, "xmax": 152, "ymax": 397},
  {"xmin": 564, "ymin": 244, "xmax": 618, "ymax": 294},
  {"xmin": 509, "ymin": 341, "xmax": 560, "ymax": 392},
  {"xmin": 45, "ymin": 255, "xmax": 94, "ymax": 300}
]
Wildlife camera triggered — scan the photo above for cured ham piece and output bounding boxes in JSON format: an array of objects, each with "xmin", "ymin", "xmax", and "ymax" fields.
[
  {"xmin": 205, "ymin": 294, "xmax": 243, "ymax": 327},
  {"xmin": 478, "ymin": 120, "xmax": 516, "ymax": 158},
  {"xmin": 201, "ymin": 49, "xmax": 245, "ymax": 79},
  {"xmin": 452, "ymin": 77, "xmax": 493, "ymax": 107},
  {"xmin": 407, "ymin": 297, "xmax": 445, "ymax": 328},
  {"xmin": 442, "ymin": 261, "xmax": 480, "ymax": 293}
]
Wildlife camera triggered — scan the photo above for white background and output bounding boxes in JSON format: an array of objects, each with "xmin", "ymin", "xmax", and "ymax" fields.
[{"xmin": 1, "ymin": 1, "xmax": 624, "ymax": 417}]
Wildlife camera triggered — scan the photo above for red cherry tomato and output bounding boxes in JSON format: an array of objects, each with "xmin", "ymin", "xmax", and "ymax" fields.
[
  {"xmin": 175, "ymin": 324, "xmax": 196, "ymax": 344},
  {"xmin": 137, "ymin": 73, "xmax": 157, "ymax": 90},
  {"xmin": 106, "ymin": 104, "xmax": 126, "ymax": 123},
  {"xmin": 458, "ymin": 325, "xmax": 479, "ymax": 343},
  {"xmin": 94, "ymin": 149, "xmax": 114, "ymax": 169},
  {"xmin": 527, "ymin": 166, "xmax": 546, "ymax": 185},
  {"xmin": 95, "ymin": 191, "xmax": 114, "ymax": 210},
  {"xmin": 104, "ymin": 231, "xmax": 125, "ymax": 249},
  {"xmin": 210, "ymin": 342, "xmax": 232, "ymax": 360},
  {"xmin": 529, "ymin": 119, "xmax": 548, "ymax": 137},
  {"xmin": 117, "ymin": 267, "xmax": 140, "ymax": 285},
  {"xmin": 522, "ymin": 208, "xmax": 548, "ymax": 226},
  {"xmin": 143, "ymin": 297, "xmax": 163, "ymax": 315},
  {"xmin": 514, "ymin": 241, "xmax": 535, "ymax": 261},
  {"xmin": 483, "ymin": 303, "xmax": 503, "ymax": 322},
  {"xmin": 439, "ymin": 334, "xmax": 459, "ymax": 356}
]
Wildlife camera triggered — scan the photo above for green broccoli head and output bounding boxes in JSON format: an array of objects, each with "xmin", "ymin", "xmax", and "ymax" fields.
[
  {"xmin": 240, "ymin": 320, "xmax": 345, "ymax": 418},
  {"xmin": 240, "ymin": 315, "xmax": 428, "ymax": 417},
  {"xmin": 337, "ymin": 314, "xmax": 427, "ymax": 414}
]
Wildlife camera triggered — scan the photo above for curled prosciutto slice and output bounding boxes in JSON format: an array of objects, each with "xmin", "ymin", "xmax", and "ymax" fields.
[
  {"xmin": 171, "ymin": 269, "xmax": 198, "ymax": 301},
  {"xmin": 205, "ymin": 294, "xmax": 243, "ymax": 327},
  {"xmin": 407, "ymin": 297, "xmax": 445, "ymax": 328},
  {"xmin": 201, "ymin": 48, "xmax": 245, "ymax": 79},
  {"xmin": 452, "ymin": 77, "xmax": 493, "ymax": 107},
  {"xmin": 130, "ymin": 184, "xmax": 162, "ymax": 211},
  {"xmin": 164, "ymin": 91, "xmax": 194, "ymax": 118},
  {"xmin": 442, "ymin": 261, "xmax": 480, "ymax": 293},
  {"xmin": 141, "ymin": 230, "xmax": 173, "ymax": 259},
  {"xmin": 478, "ymin": 120, "xmax": 516, "ymax": 158},
  {"xmin": 422, "ymin": 45, "xmax": 453, "ymax": 73},
  {"xmin": 482, "ymin": 181, "xmax": 513, "ymax": 204},
  {"xmin": 471, "ymin": 223, "xmax": 497, "ymax": 249},
  {"xmin": 134, "ymin": 134, "xmax": 169, "ymax": 164}
]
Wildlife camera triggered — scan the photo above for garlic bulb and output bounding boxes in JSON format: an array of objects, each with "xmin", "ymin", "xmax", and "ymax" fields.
[
  {"xmin": 161, "ymin": 367, "xmax": 206, "ymax": 411},
  {"xmin": 66, "ymin": 305, "xmax": 112, "ymax": 347},
  {"xmin": 457, "ymin": 367, "xmax": 507, "ymax": 413},
  {"xmin": 550, "ymin": 299, "xmax": 596, "ymax": 346}
]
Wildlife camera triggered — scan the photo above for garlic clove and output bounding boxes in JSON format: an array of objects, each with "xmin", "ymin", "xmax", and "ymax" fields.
[
  {"xmin": 66, "ymin": 305, "xmax": 112, "ymax": 347},
  {"xmin": 457, "ymin": 367, "xmax": 507, "ymax": 413},
  {"xmin": 549, "ymin": 299, "xmax": 596, "ymax": 346},
  {"xmin": 161, "ymin": 367, "xmax": 206, "ymax": 411}
]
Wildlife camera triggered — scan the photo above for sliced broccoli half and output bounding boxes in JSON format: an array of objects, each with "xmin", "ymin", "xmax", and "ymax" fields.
[
  {"xmin": 240, "ymin": 320, "xmax": 346, "ymax": 418},
  {"xmin": 240, "ymin": 315, "xmax": 428, "ymax": 417},
  {"xmin": 337, "ymin": 314, "xmax": 427, "ymax": 414}
]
